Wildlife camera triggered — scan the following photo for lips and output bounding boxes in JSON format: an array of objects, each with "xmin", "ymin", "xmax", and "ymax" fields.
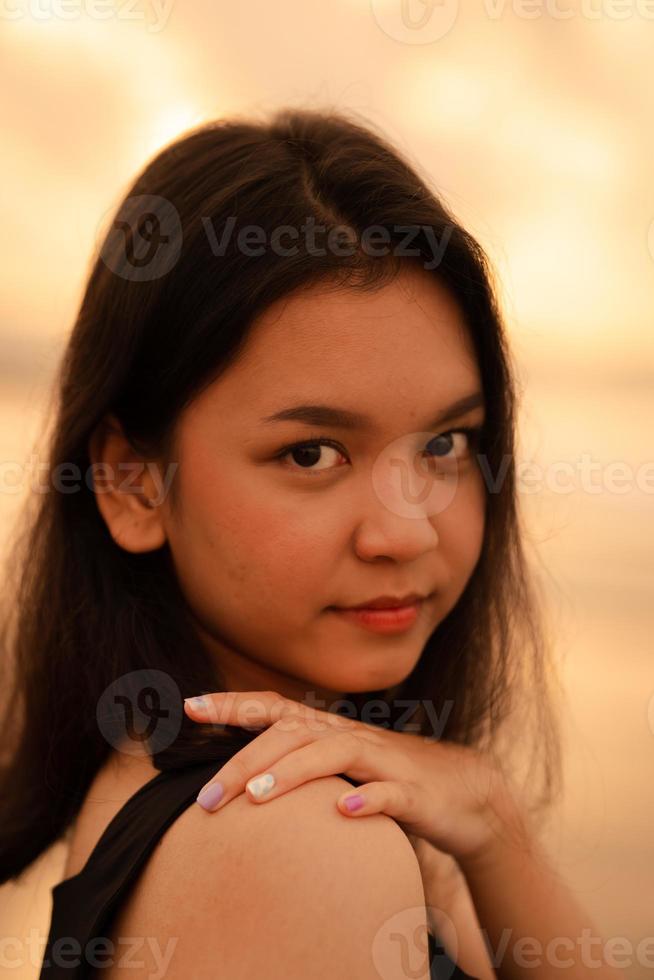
[
  {"xmin": 329, "ymin": 598, "xmax": 427, "ymax": 634},
  {"xmin": 338, "ymin": 592, "xmax": 427, "ymax": 610}
]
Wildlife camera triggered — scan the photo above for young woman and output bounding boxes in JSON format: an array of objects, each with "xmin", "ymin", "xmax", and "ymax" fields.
[{"xmin": 0, "ymin": 107, "xmax": 624, "ymax": 979}]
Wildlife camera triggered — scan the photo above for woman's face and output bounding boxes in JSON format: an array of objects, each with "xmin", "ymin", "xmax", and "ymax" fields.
[{"xmin": 158, "ymin": 264, "xmax": 487, "ymax": 709}]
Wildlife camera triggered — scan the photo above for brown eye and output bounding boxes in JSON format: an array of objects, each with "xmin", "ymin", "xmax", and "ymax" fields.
[
  {"xmin": 425, "ymin": 431, "xmax": 465, "ymax": 459},
  {"xmin": 423, "ymin": 427, "xmax": 482, "ymax": 462},
  {"xmin": 278, "ymin": 439, "xmax": 347, "ymax": 474}
]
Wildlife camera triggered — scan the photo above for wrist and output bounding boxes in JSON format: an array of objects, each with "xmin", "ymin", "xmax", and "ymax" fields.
[{"xmin": 459, "ymin": 779, "xmax": 536, "ymax": 879}]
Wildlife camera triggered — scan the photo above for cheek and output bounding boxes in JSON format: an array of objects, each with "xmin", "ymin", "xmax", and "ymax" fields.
[
  {"xmin": 436, "ymin": 470, "xmax": 486, "ymax": 574},
  {"xmin": 167, "ymin": 455, "xmax": 330, "ymax": 614}
]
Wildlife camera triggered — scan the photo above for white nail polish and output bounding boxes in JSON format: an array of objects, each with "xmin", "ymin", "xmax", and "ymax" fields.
[
  {"xmin": 246, "ymin": 773, "xmax": 276, "ymax": 799},
  {"xmin": 185, "ymin": 696, "xmax": 208, "ymax": 711}
]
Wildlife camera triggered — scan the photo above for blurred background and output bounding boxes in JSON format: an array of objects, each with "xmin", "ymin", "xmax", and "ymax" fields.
[{"xmin": 1, "ymin": 1, "xmax": 652, "ymax": 977}]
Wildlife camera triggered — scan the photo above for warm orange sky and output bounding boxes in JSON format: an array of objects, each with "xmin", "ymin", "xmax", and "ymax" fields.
[{"xmin": 1, "ymin": 2, "xmax": 653, "ymax": 377}]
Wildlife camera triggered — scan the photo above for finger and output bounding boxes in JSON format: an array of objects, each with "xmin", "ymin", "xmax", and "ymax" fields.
[
  {"xmin": 184, "ymin": 689, "xmax": 356, "ymax": 735},
  {"xmin": 337, "ymin": 780, "xmax": 420, "ymax": 823},
  {"xmin": 337, "ymin": 780, "xmax": 442, "ymax": 844},
  {"xmin": 195, "ymin": 715, "xmax": 336, "ymax": 813},
  {"xmin": 184, "ymin": 690, "xmax": 286, "ymax": 728},
  {"xmin": 242, "ymin": 731, "xmax": 386, "ymax": 805}
]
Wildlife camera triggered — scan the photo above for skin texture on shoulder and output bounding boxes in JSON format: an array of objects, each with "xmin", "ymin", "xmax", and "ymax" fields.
[{"xmin": 98, "ymin": 774, "xmax": 434, "ymax": 980}]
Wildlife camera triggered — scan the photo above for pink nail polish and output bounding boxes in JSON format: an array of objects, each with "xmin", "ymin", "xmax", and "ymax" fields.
[{"xmin": 343, "ymin": 794, "xmax": 365, "ymax": 812}]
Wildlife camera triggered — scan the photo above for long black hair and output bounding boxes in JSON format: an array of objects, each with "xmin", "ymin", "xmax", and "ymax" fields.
[{"xmin": 0, "ymin": 105, "xmax": 563, "ymax": 883}]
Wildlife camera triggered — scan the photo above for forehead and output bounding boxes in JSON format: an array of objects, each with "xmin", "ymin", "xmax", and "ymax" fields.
[
  {"xmin": 193, "ymin": 265, "xmax": 481, "ymax": 424},
  {"xmin": 251, "ymin": 265, "xmax": 474, "ymax": 365}
]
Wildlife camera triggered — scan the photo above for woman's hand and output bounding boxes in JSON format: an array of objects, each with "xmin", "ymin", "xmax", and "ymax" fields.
[{"xmin": 183, "ymin": 689, "xmax": 529, "ymax": 869}]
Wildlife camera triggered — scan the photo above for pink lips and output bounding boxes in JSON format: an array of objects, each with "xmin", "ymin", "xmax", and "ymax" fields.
[
  {"xmin": 329, "ymin": 597, "xmax": 427, "ymax": 634},
  {"xmin": 343, "ymin": 592, "xmax": 426, "ymax": 610}
]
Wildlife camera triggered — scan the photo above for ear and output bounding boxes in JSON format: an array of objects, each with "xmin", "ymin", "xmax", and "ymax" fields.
[{"xmin": 88, "ymin": 414, "xmax": 168, "ymax": 554}]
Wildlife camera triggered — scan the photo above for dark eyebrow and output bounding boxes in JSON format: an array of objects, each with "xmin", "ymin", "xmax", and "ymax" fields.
[{"xmin": 259, "ymin": 391, "xmax": 485, "ymax": 431}]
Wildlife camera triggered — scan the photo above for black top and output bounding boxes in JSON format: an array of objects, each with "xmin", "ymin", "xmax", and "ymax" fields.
[{"xmin": 38, "ymin": 758, "xmax": 478, "ymax": 979}]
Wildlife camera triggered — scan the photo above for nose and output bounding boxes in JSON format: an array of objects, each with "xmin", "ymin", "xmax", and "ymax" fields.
[{"xmin": 350, "ymin": 458, "xmax": 442, "ymax": 563}]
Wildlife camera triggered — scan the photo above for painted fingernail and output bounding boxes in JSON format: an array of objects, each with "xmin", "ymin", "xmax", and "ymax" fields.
[
  {"xmin": 196, "ymin": 782, "xmax": 224, "ymax": 811},
  {"xmin": 246, "ymin": 773, "xmax": 276, "ymax": 799},
  {"xmin": 342, "ymin": 794, "xmax": 365, "ymax": 812},
  {"xmin": 185, "ymin": 696, "xmax": 208, "ymax": 712}
]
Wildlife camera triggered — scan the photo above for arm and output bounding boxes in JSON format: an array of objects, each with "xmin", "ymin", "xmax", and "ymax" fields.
[
  {"xmin": 409, "ymin": 834, "xmax": 498, "ymax": 980},
  {"xmin": 456, "ymin": 796, "xmax": 628, "ymax": 980}
]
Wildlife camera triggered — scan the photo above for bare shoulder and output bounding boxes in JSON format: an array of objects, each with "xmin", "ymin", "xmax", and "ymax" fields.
[{"xmin": 104, "ymin": 775, "xmax": 432, "ymax": 980}]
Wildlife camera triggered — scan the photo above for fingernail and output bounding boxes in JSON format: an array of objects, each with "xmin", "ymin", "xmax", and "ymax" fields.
[
  {"xmin": 342, "ymin": 794, "xmax": 365, "ymax": 812},
  {"xmin": 196, "ymin": 782, "xmax": 224, "ymax": 811},
  {"xmin": 246, "ymin": 773, "xmax": 276, "ymax": 799},
  {"xmin": 185, "ymin": 696, "xmax": 208, "ymax": 712}
]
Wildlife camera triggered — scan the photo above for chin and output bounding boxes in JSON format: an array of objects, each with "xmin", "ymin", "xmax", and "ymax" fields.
[{"xmin": 338, "ymin": 664, "xmax": 418, "ymax": 696}]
